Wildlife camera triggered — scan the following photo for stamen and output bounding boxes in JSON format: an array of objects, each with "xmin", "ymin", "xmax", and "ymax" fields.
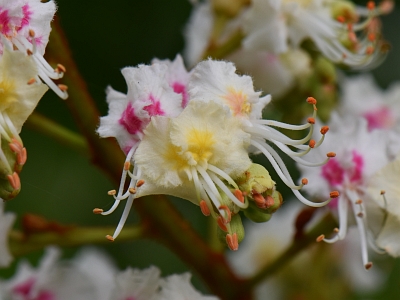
[
  {"xmin": 16, "ymin": 148, "xmax": 27, "ymax": 166},
  {"xmin": 307, "ymin": 117, "xmax": 315, "ymax": 124},
  {"xmin": 106, "ymin": 235, "xmax": 114, "ymax": 242},
  {"xmin": 110, "ymin": 195, "xmax": 135, "ymax": 239},
  {"xmin": 7, "ymin": 172, "xmax": 20, "ymax": 190},
  {"xmin": 199, "ymin": 200, "xmax": 211, "ymax": 216},
  {"xmin": 28, "ymin": 29, "xmax": 35, "ymax": 38},
  {"xmin": 136, "ymin": 179, "xmax": 145, "ymax": 187},
  {"xmin": 108, "ymin": 190, "xmax": 117, "ymax": 196},
  {"xmin": 316, "ymin": 234, "xmax": 325, "ymax": 242},
  {"xmin": 309, "ymin": 140, "xmax": 316, "ymax": 148},
  {"xmin": 265, "ymin": 195, "xmax": 275, "ymax": 208},
  {"xmin": 336, "ymin": 15, "xmax": 345, "ymax": 23},
  {"xmin": 306, "ymin": 97, "xmax": 317, "ymax": 105},
  {"xmin": 58, "ymin": 84, "xmax": 68, "ymax": 92},
  {"xmin": 124, "ymin": 161, "xmax": 131, "ymax": 171},
  {"xmin": 327, "ymin": 152, "xmax": 336, "ymax": 158},
  {"xmin": 330, "ymin": 191, "xmax": 340, "ymax": 198},
  {"xmin": 253, "ymin": 193, "xmax": 265, "ymax": 209},
  {"xmin": 333, "ymin": 228, "xmax": 339, "ymax": 233},
  {"xmin": 320, "ymin": 126, "xmax": 329, "ymax": 135},
  {"xmin": 27, "ymin": 78, "xmax": 36, "ymax": 85},
  {"xmin": 365, "ymin": 262, "xmax": 373, "ymax": 270},
  {"xmin": 367, "ymin": 1, "xmax": 375, "ymax": 10},
  {"xmin": 355, "ymin": 199, "xmax": 363, "ymax": 205},
  {"xmin": 128, "ymin": 188, "xmax": 136, "ymax": 194},
  {"xmin": 218, "ymin": 205, "xmax": 232, "ymax": 223},
  {"xmin": 217, "ymin": 216, "xmax": 228, "ymax": 232},
  {"xmin": 301, "ymin": 178, "xmax": 308, "ymax": 185},
  {"xmin": 226, "ymin": 233, "xmax": 238, "ymax": 251},
  {"xmin": 93, "ymin": 208, "xmax": 103, "ymax": 214},
  {"xmin": 233, "ymin": 189, "xmax": 244, "ymax": 203},
  {"xmin": 56, "ymin": 64, "xmax": 66, "ymax": 73}
]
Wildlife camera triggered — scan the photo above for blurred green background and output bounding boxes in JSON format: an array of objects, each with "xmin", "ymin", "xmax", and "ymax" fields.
[{"xmin": 2, "ymin": 0, "xmax": 400, "ymax": 298}]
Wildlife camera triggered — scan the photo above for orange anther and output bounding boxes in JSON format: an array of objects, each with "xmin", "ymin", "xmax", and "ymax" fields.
[
  {"xmin": 107, "ymin": 190, "xmax": 116, "ymax": 196},
  {"xmin": 365, "ymin": 262, "xmax": 373, "ymax": 270},
  {"xmin": 7, "ymin": 172, "xmax": 21, "ymax": 190},
  {"xmin": 380, "ymin": 0, "xmax": 394, "ymax": 14},
  {"xmin": 316, "ymin": 234, "xmax": 325, "ymax": 242},
  {"xmin": 367, "ymin": 1, "xmax": 375, "ymax": 10},
  {"xmin": 27, "ymin": 78, "xmax": 36, "ymax": 85},
  {"xmin": 57, "ymin": 64, "xmax": 66, "ymax": 73},
  {"xmin": 366, "ymin": 46, "xmax": 374, "ymax": 55},
  {"xmin": 124, "ymin": 161, "xmax": 130, "ymax": 171},
  {"xmin": 226, "ymin": 233, "xmax": 238, "ymax": 251},
  {"xmin": 136, "ymin": 179, "xmax": 145, "ymax": 187},
  {"xmin": 234, "ymin": 189, "xmax": 244, "ymax": 203},
  {"xmin": 58, "ymin": 84, "xmax": 68, "ymax": 91},
  {"xmin": 380, "ymin": 190, "xmax": 386, "ymax": 195},
  {"xmin": 264, "ymin": 195, "xmax": 275, "ymax": 208},
  {"xmin": 309, "ymin": 140, "xmax": 316, "ymax": 148},
  {"xmin": 29, "ymin": 29, "xmax": 35, "ymax": 37},
  {"xmin": 106, "ymin": 235, "xmax": 115, "ymax": 242},
  {"xmin": 253, "ymin": 193, "xmax": 265, "ymax": 207},
  {"xmin": 9, "ymin": 142, "xmax": 21, "ymax": 154},
  {"xmin": 348, "ymin": 31, "xmax": 357, "ymax": 43},
  {"xmin": 320, "ymin": 126, "xmax": 329, "ymax": 135},
  {"xmin": 26, "ymin": 49, "xmax": 33, "ymax": 56},
  {"xmin": 128, "ymin": 188, "xmax": 136, "ymax": 194},
  {"xmin": 17, "ymin": 148, "xmax": 27, "ymax": 165},
  {"xmin": 93, "ymin": 208, "xmax": 103, "ymax": 214},
  {"xmin": 306, "ymin": 97, "xmax": 317, "ymax": 105},
  {"xmin": 199, "ymin": 200, "xmax": 210, "ymax": 216},
  {"xmin": 355, "ymin": 199, "xmax": 363, "ymax": 205},
  {"xmin": 307, "ymin": 117, "xmax": 315, "ymax": 124},
  {"xmin": 217, "ymin": 216, "xmax": 228, "ymax": 232},
  {"xmin": 357, "ymin": 212, "xmax": 364, "ymax": 218},
  {"xmin": 301, "ymin": 178, "xmax": 308, "ymax": 185},
  {"xmin": 219, "ymin": 205, "xmax": 232, "ymax": 223},
  {"xmin": 330, "ymin": 191, "xmax": 340, "ymax": 198},
  {"xmin": 327, "ymin": 152, "xmax": 336, "ymax": 158},
  {"xmin": 368, "ymin": 33, "xmax": 376, "ymax": 42},
  {"xmin": 333, "ymin": 228, "xmax": 339, "ymax": 233},
  {"xmin": 347, "ymin": 23, "xmax": 353, "ymax": 32},
  {"xmin": 336, "ymin": 15, "xmax": 345, "ymax": 23}
]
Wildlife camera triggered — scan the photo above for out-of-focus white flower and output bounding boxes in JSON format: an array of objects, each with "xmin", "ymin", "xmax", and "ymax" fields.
[
  {"xmin": 367, "ymin": 153, "xmax": 400, "ymax": 257},
  {"xmin": 0, "ymin": 202, "xmax": 16, "ymax": 268},
  {"xmin": 0, "ymin": 0, "xmax": 68, "ymax": 99},
  {"xmin": 0, "ymin": 48, "xmax": 48, "ymax": 200},
  {"xmin": 189, "ymin": 59, "xmax": 337, "ymax": 208},
  {"xmin": 339, "ymin": 74, "xmax": 400, "ymax": 157},
  {"xmin": 299, "ymin": 114, "xmax": 391, "ymax": 269},
  {"xmin": 157, "ymin": 273, "xmax": 219, "ymax": 300},
  {"xmin": 243, "ymin": 0, "xmax": 391, "ymax": 69}
]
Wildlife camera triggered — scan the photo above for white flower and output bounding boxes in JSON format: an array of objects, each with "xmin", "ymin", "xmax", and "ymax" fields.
[
  {"xmin": 0, "ymin": 48, "xmax": 48, "ymax": 199},
  {"xmin": 189, "ymin": 59, "xmax": 336, "ymax": 208},
  {"xmin": 243, "ymin": 0, "xmax": 391, "ymax": 69},
  {"xmin": 367, "ymin": 153, "xmax": 400, "ymax": 257},
  {"xmin": 0, "ymin": 0, "xmax": 68, "ymax": 99},
  {"xmin": 0, "ymin": 202, "xmax": 16, "ymax": 267},
  {"xmin": 112, "ymin": 266, "xmax": 160, "ymax": 300},
  {"xmin": 338, "ymin": 74, "xmax": 400, "ymax": 157},
  {"xmin": 157, "ymin": 273, "xmax": 219, "ymax": 300},
  {"xmin": 299, "ymin": 114, "xmax": 391, "ymax": 269}
]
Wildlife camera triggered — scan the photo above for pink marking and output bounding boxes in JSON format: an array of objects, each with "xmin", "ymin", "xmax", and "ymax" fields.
[
  {"xmin": 0, "ymin": 10, "xmax": 11, "ymax": 35},
  {"xmin": 119, "ymin": 103, "xmax": 144, "ymax": 135},
  {"xmin": 322, "ymin": 151, "xmax": 364, "ymax": 188},
  {"xmin": 36, "ymin": 291, "xmax": 56, "ymax": 300},
  {"xmin": 20, "ymin": 5, "xmax": 32, "ymax": 30},
  {"xmin": 172, "ymin": 82, "xmax": 189, "ymax": 108},
  {"xmin": 143, "ymin": 94, "xmax": 165, "ymax": 116},
  {"xmin": 363, "ymin": 106, "xmax": 395, "ymax": 131},
  {"xmin": 12, "ymin": 278, "xmax": 35, "ymax": 296}
]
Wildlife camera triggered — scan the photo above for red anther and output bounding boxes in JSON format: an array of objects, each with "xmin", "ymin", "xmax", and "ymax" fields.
[
  {"xmin": 27, "ymin": 78, "xmax": 36, "ymax": 85},
  {"xmin": 336, "ymin": 15, "xmax": 345, "ymax": 23},
  {"xmin": 136, "ymin": 179, "xmax": 145, "ymax": 187},
  {"xmin": 57, "ymin": 64, "xmax": 66, "ymax": 73},
  {"xmin": 7, "ymin": 172, "xmax": 21, "ymax": 190},
  {"xmin": 367, "ymin": 1, "xmax": 375, "ymax": 10},
  {"xmin": 355, "ymin": 199, "xmax": 363, "ymax": 205},
  {"xmin": 219, "ymin": 205, "xmax": 232, "ymax": 223},
  {"xmin": 128, "ymin": 188, "xmax": 136, "ymax": 194},
  {"xmin": 380, "ymin": 190, "xmax": 386, "ymax": 195},
  {"xmin": 199, "ymin": 200, "xmax": 210, "ymax": 216},
  {"xmin": 253, "ymin": 193, "xmax": 265, "ymax": 207},
  {"xmin": 316, "ymin": 234, "xmax": 325, "ymax": 242},
  {"xmin": 330, "ymin": 191, "xmax": 340, "ymax": 198},
  {"xmin": 93, "ymin": 208, "xmax": 103, "ymax": 214},
  {"xmin": 58, "ymin": 84, "xmax": 68, "ymax": 91},
  {"xmin": 264, "ymin": 195, "xmax": 275, "ymax": 208},
  {"xmin": 320, "ymin": 126, "xmax": 329, "ymax": 135},
  {"xmin": 365, "ymin": 262, "xmax": 373, "ymax": 270},
  {"xmin": 307, "ymin": 117, "xmax": 315, "ymax": 124},
  {"xmin": 366, "ymin": 46, "xmax": 374, "ymax": 55},
  {"xmin": 217, "ymin": 216, "xmax": 228, "ymax": 232},
  {"xmin": 301, "ymin": 178, "xmax": 308, "ymax": 185},
  {"xmin": 106, "ymin": 235, "xmax": 115, "ymax": 242},
  {"xmin": 306, "ymin": 97, "xmax": 317, "ymax": 105},
  {"xmin": 17, "ymin": 148, "xmax": 27, "ymax": 166},
  {"xmin": 123, "ymin": 161, "xmax": 130, "ymax": 171},
  {"xmin": 107, "ymin": 190, "xmax": 117, "ymax": 196},
  {"xmin": 29, "ymin": 29, "xmax": 35, "ymax": 37},
  {"xmin": 309, "ymin": 140, "xmax": 316, "ymax": 148},
  {"xmin": 327, "ymin": 152, "xmax": 336, "ymax": 158},
  {"xmin": 226, "ymin": 233, "xmax": 238, "ymax": 251},
  {"xmin": 333, "ymin": 228, "xmax": 339, "ymax": 233},
  {"xmin": 368, "ymin": 33, "xmax": 376, "ymax": 42},
  {"xmin": 233, "ymin": 189, "xmax": 244, "ymax": 203}
]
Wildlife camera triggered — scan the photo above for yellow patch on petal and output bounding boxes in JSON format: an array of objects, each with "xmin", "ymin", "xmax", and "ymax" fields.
[
  {"xmin": 186, "ymin": 128, "xmax": 215, "ymax": 165},
  {"xmin": 222, "ymin": 87, "xmax": 252, "ymax": 117},
  {"xmin": 164, "ymin": 144, "xmax": 188, "ymax": 171},
  {"xmin": 0, "ymin": 79, "xmax": 18, "ymax": 111}
]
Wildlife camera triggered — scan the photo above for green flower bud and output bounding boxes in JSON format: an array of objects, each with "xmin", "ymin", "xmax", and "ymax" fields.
[
  {"xmin": 237, "ymin": 163, "xmax": 275, "ymax": 195},
  {"xmin": 244, "ymin": 201, "xmax": 272, "ymax": 223},
  {"xmin": 217, "ymin": 214, "xmax": 244, "ymax": 250}
]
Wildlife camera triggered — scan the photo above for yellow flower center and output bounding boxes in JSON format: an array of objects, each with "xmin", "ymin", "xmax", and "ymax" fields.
[
  {"xmin": 0, "ymin": 79, "xmax": 17, "ymax": 111},
  {"xmin": 222, "ymin": 87, "xmax": 251, "ymax": 117},
  {"xmin": 186, "ymin": 128, "xmax": 215, "ymax": 165}
]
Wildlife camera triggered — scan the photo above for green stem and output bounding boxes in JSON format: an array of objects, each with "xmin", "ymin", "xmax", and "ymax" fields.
[
  {"xmin": 244, "ymin": 212, "xmax": 337, "ymax": 290},
  {"xmin": 26, "ymin": 112, "xmax": 90, "ymax": 157},
  {"xmin": 9, "ymin": 225, "xmax": 143, "ymax": 257}
]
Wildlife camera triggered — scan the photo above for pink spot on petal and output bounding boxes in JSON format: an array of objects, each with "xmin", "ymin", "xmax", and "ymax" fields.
[
  {"xmin": 20, "ymin": 5, "xmax": 32, "ymax": 30},
  {"xmin": 119, "ymin": 103, "xmax": 144, "ymax": 135},
  {"xmin": 143, "ymin": 94, "xmax": 165, "ymax": 116},
  {"xmin": 322, "ymin": 158, "xmax": 344, "ymax": 187},
  {"xmin": 13, "ymin": 278, "xmax": 35, "ymax": 296},
  {"xmin": 0, "ymin": 10, "xmax": 11, "ymax": 35},
  {"xmin": 363, "ymin": 106, "xmax": 395, "ymax": 131},
  {"xmin": 350, "ymin": 151, "xmax": 364, "ymax": 183},
  {"xmin": 172, "ymin": 82, "xmax": 189, "ymax": 108}
]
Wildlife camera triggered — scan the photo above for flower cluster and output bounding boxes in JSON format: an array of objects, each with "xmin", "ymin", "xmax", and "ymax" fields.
[
  {"xmin": 0, "ymin": 247, "xmax": 218, "ymax": 300},
  {"xmin": 96, "ymin": 56, "xmax": 337, "ymax": 250}
]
